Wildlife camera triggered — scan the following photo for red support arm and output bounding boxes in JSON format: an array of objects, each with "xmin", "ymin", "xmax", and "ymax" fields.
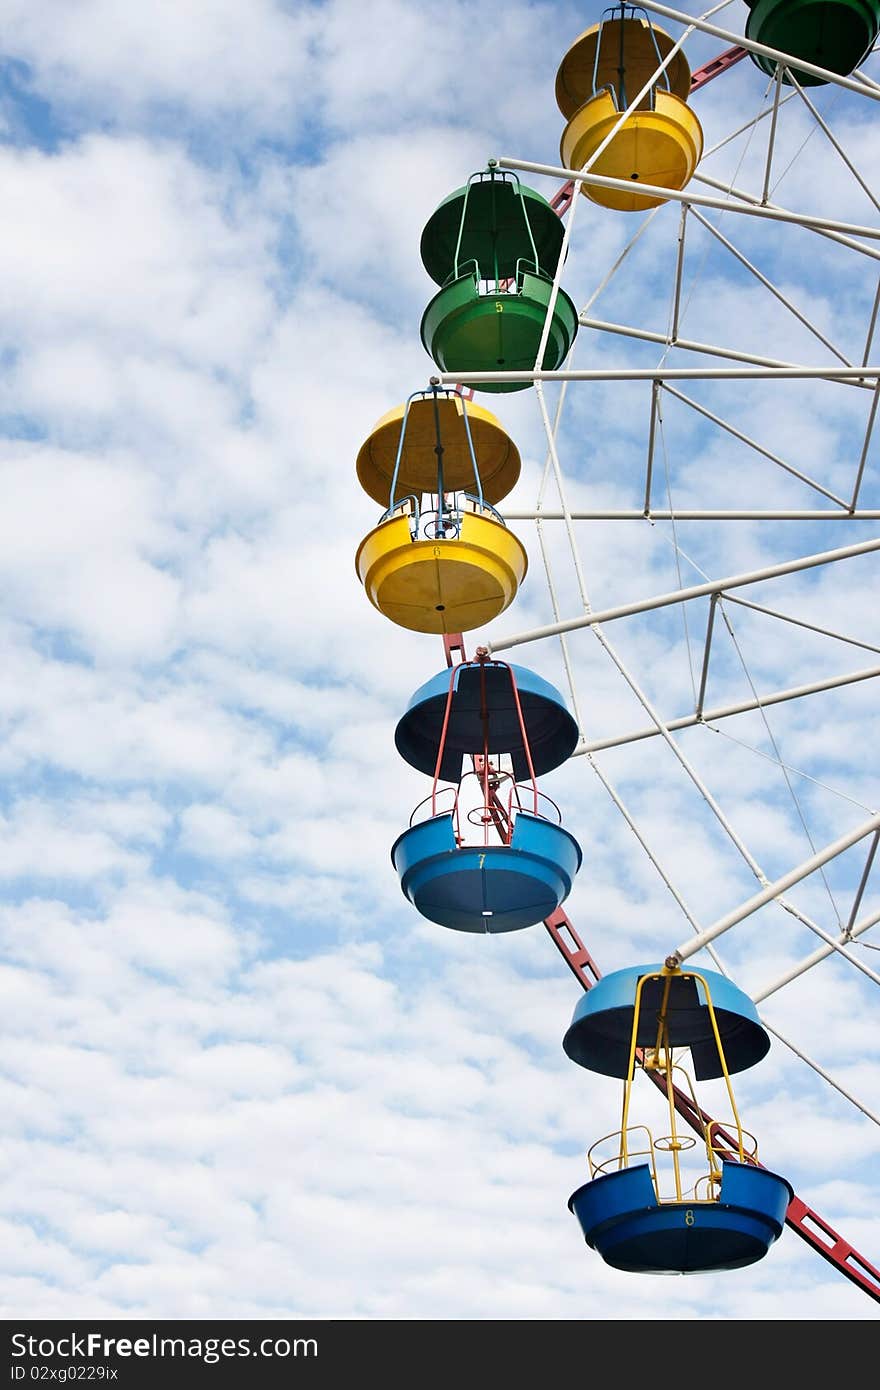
[{"xmin": 690, "ymin": 43, "xmax": 749, "ymax": 90}]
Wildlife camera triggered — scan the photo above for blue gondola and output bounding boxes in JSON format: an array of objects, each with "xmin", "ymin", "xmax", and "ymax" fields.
[
  {"xmin": 391, "ymin": 653, "xmax": 582, "ymax": 932},
  {"xmin": 568, "ymin": 1157, "xmax": 794, "ymax": 1274},
  {"xmin": 394, "ymin": 658, "xmax": 579, "ymax": 782},
  {"xmin": 391, "ymin": 807, "xmax": 582, "ymax": 932},
  {"xmin": 563, "ymin": 963, "xmax": 794, "ymax": 1274}
]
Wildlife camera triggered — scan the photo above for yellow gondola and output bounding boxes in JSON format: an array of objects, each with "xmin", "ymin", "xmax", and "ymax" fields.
[
  {"xmin": 354, "ymin": 389, "xmax": 527, "ymax": 635},
  {"xmin": 355, "ymin": 502, "xmax": 527, "ymax": 635},
  {"xmin": 561, "ymin": 86, "xmax": 703, "ymax": 212},
  {"xmin": 556, "ymin": 7, "xmax": 703, "ymax": 211}
]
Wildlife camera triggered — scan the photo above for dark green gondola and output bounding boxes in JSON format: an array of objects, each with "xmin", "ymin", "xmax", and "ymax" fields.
[
  {"xmin": 419, "ymin": 167, "xmax": 578, "ymax": 393},
  {"xmin": 744, "ymin": 0, "xmax": 880, "ymax": 85}
]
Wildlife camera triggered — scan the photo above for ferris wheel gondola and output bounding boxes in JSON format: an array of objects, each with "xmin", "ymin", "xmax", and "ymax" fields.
[{"xmin": 391, "ymin": 654, "xmax": 582, "ymax": 932}]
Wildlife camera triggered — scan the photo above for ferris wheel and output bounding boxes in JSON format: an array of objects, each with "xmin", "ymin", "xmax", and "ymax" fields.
[{"xmin": 355, "ymin": 0, "xmax": 880, "ymax": 1301}]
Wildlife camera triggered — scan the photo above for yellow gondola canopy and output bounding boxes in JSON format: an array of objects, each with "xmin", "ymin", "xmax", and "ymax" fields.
[
  {"xmin": 555, "ymin": 13, "xmax": 692, "ymax": 119},
  {"xmin": 356, "ymin": 393, "xmax": 521, "ymax": 508}
]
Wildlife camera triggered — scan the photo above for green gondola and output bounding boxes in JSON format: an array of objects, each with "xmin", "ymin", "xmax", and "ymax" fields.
[
  {"xmin": 744, "ymin": 0, "xmax": 880, "ymax": 85},
  {"xmin": 419, "ymin": 167, "xmax": 578, "ymax": 393}
]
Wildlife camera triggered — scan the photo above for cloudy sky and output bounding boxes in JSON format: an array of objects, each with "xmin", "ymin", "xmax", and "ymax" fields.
[{"xmin": 0, "ymin": 0, "xmax": 878, "ymax": 1324}]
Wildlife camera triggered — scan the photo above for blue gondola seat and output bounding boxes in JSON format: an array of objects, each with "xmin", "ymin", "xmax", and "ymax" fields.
[
  {"xmin": 391, "ymin": 808, "xmax": 582, "ymax": 932},
  {"xmin": 568, "ymin": 1157, "xmax": 794, "ymax": 1274}
]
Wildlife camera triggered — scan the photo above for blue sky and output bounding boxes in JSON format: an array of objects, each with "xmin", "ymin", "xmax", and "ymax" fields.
[{"xmin": 0, "ymin": 0, "xmax": 878, "ymax": 1321}]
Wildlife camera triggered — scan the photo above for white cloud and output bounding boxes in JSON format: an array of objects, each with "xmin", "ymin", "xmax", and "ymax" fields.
[{"xmin": 2, "ymin": 0, "xmax": 316, "ymax": 133}]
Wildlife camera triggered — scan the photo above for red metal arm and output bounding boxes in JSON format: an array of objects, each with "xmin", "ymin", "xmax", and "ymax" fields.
[{"xmin": 690, "ymin": 43, "xmax": 749, "ymax": 89}]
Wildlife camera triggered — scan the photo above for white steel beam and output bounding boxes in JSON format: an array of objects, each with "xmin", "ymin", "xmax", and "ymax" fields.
[
  {"xmin": 502, "ymin": 509, "xmax": 880, "ymax": 519},
  {"xmin": 761, "ymin": 62, "xmax": 786, "ymax": 205},
  {"xmin": 573, "ymin": 665, "xmax": 880, "ymax": 754},
  {"xmin": 485, "ymin": 536, "xmax": 880, "ymax": 653},
  {"xmin": 495, "ymin": 155, "xmax": 880, "ymax": 240},
  {"xmin": 847, "ymin": 832, "xmax": 880, "ymax": 931},
  {"xmin": 692, "ymin": 171, "xmax": 880, "ymax": 263},
  {"xmin": 435, "ymin": 364, "xmax": 880, "ymax": 386},
  {"xmin": 668, "ymin": 810, "xmax": 880, "ymax": 965},
  {"xmin": 854, "ymin": 66, "xmax": 880, "ymax": 93},
  {"xmin": 754, "ymin": 903, "xmax": 880, "ymax": 1002},
  {"xmin": 721, "ymin": 594, "xmax": 880, "ymax": 654},
  {"xmin": 850, "ymin": 380, "xmax": 880, "ymax": 510},
  {"xmin": 863, "ymin": 279, "xmax": 880, "ymax": 364},
  {"xmin": 577, "ymin": 315, "xmax": 827, "ymax": 374}
]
